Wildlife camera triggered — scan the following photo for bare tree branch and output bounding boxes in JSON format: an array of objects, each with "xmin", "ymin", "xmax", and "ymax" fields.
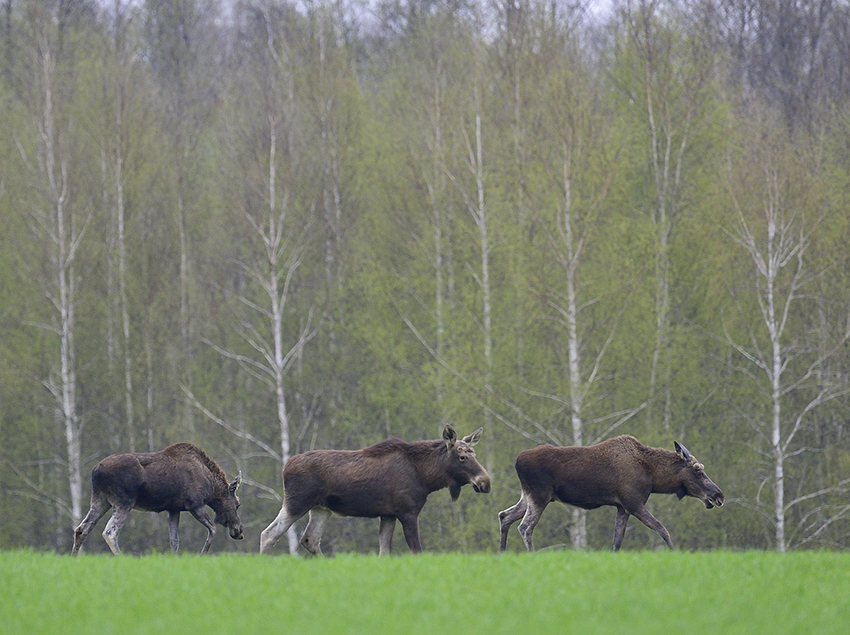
[{"xmin": 182, "ymin": 386, "xmax": 282, "ymax": 464}]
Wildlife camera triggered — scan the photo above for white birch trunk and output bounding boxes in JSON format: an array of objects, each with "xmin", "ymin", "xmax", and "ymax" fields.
[
  {"xmin": 764, "ymin": 203, "xmax": 786, "ymax": 552},
  {"xmin": 102, "ymin": 147, "xmax": 118, "ymax": 446},
  {"xmin": 145, "ymin": 326, "xmax": 155, "ymax": 450},
  {"xmin": 177, "ymin": 183, "xmax": 194, "ymax": 440},
  {"xmin": 430, "ymin": 63, "xmax": 447, "ymax": 418},
  {"xmin": 474, "ymin": 105, "xmax": 493, "ymax": 381},
  {"xmin": 447, "ymin": 75, "xmax": 494, "ymax": 461},
  {"xmin": 472, "ymin": 88, "xmax": 494, "ymax": 473},
  {"xmin": 645, "ymin": 81, "xmax": 674, "ymax": 433},
  {"xmin": 563, "ymin": 154, "xmax": 587, "ymax": 550},
  {"xmin": 114, "ymin": 99, "xmax": 135, "ymax": 452},
  {"xmin": 632, "ymin": 2, "xmax": 697, "ymax": 432},
  {"xmin": 59, "ymin": 218, "xmax": 82, "ymax": 528},
  {"xmin": 38, "ymin": 35, "xmax": 84, "ymax": 527},
  {"xmin": 268, "ymin": 125, "xmax": 300, "ymax": 555}
]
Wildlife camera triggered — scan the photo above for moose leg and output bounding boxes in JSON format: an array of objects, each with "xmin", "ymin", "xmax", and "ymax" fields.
[
  {"xmin": 72, "ymin": 497, "xmax": 111, "ymax": 556},
  {"xmin": 612, "ymin": 507, "xmax": 630, "ymax": 552},
  {"xmin": 260, "ymin": 505, "xmax": 308, "ymax": 554},
  {"xmin": 398, "ymin": 513, "xmax": 422, "ymax": 554},
  {"xmin": 167, "ymin": 511, "xmax": 181, "ymax": 554},
  {"xmin": 517, "ymin": 498, "xmax": 547, "ymax": 552},
  {"xmin": 631, "ymin": 504, "xmax": 673, "ymax": 549},
  {"xmin": 188, "ymin": 507, "xmax": 217, "ymax": 554},
  {"xmin": 102, "ymin": 506, "xmax": 132, "ymax": 555},
  {"xmin": 498, "ymin": 494, "xmax": 528, "ymax": 552},
  {"xmin": 378, "ymin": 516, "xmax": 395, "ymax": 556},
  {"xmin": 299, "ymin": 507, "xmax": 331, "ymax": 556}
]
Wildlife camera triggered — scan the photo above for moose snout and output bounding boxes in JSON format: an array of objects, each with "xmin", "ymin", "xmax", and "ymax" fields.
[
  {"xmin": 472, "ymin": 476, "xmax": 491, "ymax": 494},
  {"xmin": 230, "ymin": 525, "xmax": 244, "ymax": 540},
  {"xmin": 704, "ymin": 490, "xmax": 724, "ymax": 509}
]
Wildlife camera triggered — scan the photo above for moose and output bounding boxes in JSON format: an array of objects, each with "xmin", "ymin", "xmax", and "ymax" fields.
[
  {"xmin": 499, "ymin": 435, "xmax": 723, "ymax": 552},
  {"xmin": 259, "ymin": 425, "xmax": 491, "ymax": 555},
  {"xmin": 72, "ymin": 443, "xmax": 244, "ymax": 555}
]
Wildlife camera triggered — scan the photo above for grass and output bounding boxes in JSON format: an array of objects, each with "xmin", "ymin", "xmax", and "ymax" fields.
[{"xmin": 1, "ymin": 550, "xmax": 848, "ymax": 634}]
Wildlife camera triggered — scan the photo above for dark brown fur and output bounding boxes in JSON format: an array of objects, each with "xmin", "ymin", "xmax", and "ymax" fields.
[
  {"xmin": 72, "ymin": 443, "xmax": 243, "ymax": 555},
  {"xmin": 259, "ymin": 425, "xmax": 491, "ymax": 555},
  {"xmin": 498, "ymin": 435, "xmax": 723, "ymax": 551}
]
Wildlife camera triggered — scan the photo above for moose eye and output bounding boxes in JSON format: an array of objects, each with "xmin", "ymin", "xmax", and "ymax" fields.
[{"xmin": 459, "ymin": 454, "xmax": 467, "ymax": 462}]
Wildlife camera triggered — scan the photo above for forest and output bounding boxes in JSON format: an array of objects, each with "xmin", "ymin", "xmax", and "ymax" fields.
[{"xmin": 1, "ymin": 0, "xmax": 850, "ymax": 555}]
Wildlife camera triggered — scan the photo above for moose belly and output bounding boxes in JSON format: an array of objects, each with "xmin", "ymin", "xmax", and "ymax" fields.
[
  {"xmin": 554, "ymin": 480, "xmax": 616, "ymax": 510},
  {"xmin": 323, "ymin": 495, "xmax": 390, "ymax": 517},
  {"xmin": 135, "ymin": 483, "xmax": 201, "ymax": 513},
  {"xmin": 132, "ymin": 495, "xmax": 173, "ymax": 513},
  {"xmin": 321, "ymin": 483, "xmax": 411, "ymax": 518}
]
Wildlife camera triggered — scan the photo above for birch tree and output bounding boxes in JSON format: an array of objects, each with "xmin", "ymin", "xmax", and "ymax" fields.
[
  {"xmin": 544, "ymin": 58, "xmax": 604, "ymax": 550},
  {"xmin": 16, "ymin": 1, "xmax": 92, "ymax": 529},
  {"xmin": 381, "ymin": 10, "xmax": 466, "ymax": 424},
  {"xmin": 191, "ymin": 2, "xmax": 321, "ymax": 554},
  {"xmin": 491, "ymin": 0, "xmax": 538, "ymax": 385},
  {"xmin": 144, "ymin": 0, "xmax": 222, "ymax": 438},
  {"xmin": 723, "ymin": 116, "xmax": 850, "ymax": 552},
  {"xmin": 619, "ymin": 0, "xmax": 714, "ymax": 430},
  {"xmin": 527, "ymin": 15, "xmax": 647, "ymax": 549},
  {"xmin": 300, "ymin": 1, "xmax": 361, "ymax": 429},
  {"xmin": 202, "ymin": 156, "xmax": 318, "ymax": 554},
  {"xmin": 97, "ymin": 0, "xmax": 142, "ymax": 451},
  {"xmin": 443, "ymin": 18, "xmax": 495, "ymax": 443}
]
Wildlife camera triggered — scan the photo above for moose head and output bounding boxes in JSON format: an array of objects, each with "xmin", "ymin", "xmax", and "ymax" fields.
[
  {"xmin": 443, "ymin": 424, "xmax": 491, "ymax": 500},
  {"xmin": 215, "ymin": 472, "xmax": 244, "ymax": 540},
  {"xmin": 675, "ymin": 442, "xmax": 724, "ymax": 509}
]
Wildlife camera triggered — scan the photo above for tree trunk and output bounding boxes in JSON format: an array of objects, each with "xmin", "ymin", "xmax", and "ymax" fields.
[
  {"xmin": 115, "ymin": 107, "xmax": 135, "ymax": 452},
  {"xmin": 765, "ymin": 209, "xmax": 785, "ymax": 552},
  {"xmin": 474, "ymin": 105, "xmax": 493, "ymax": 385},
  {"xmin": 471, "ymin": 86, "xmax": 494, "ymax": 470},
  {"xmin": 38, "ymin": 32, "xmax": 84, "ymax": 528},
  {"xmin": 563, "ymin": 153, "xmax": 587, "ymax": 550},
  {"xmin": 430, "ymin": 71, "xmax": 448, "ymax": 420},
  {"xmin": 645, "ymin": 96, "xmax": 674, "ymax": 433},
  {"xmin": 268, "ymin": 124, "xmax": 300, "ymax": 555},
  {"xmin": 722, "ymin": 141, "xmax": 844, "ymax": 551},
  {"xmin": 177, "ymin": 181, "xmax": 194, "ymax": 440}
]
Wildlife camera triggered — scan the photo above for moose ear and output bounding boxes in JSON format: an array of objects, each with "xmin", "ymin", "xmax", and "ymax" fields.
[
  {"xmin": 229, "ymin": 471, "xmax": 242, "ymax": 494},
  {"xmin": 442, "ymin": 424, "xmax": 457, "ymax": 448},
  {"xmin": 462, "ymin": 427, "xmax": 483, "ymax": 447},
  {"xmin": 674, "ymin": 442, "xmax": 691, "ymax": 461}
]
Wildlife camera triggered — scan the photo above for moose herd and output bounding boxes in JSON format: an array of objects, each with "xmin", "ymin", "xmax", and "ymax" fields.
[{"xmin": 71, "ymin": 425, "xmax": 724, "ymax": 556}]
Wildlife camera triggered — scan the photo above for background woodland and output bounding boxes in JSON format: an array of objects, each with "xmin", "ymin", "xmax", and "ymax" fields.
[{"xmin": 2, "ymin": 0, "xmax": 850, "ymax": 554}]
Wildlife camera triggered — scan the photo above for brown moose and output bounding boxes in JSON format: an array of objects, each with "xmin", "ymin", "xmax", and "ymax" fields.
[
  {"xmin": 259, "ymin": 425, "xmax": 491, "ymax": 555},
  {"xmin": 71, "ymin": 443, "xmax": 244, "ymax": 555},
  {"xmin": 499, "ymin": 435, "xmax": 723, "ymax": 551}
]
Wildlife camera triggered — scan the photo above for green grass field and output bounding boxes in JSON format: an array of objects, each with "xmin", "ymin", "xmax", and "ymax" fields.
[{"xmin": 1, "ymin": 550, "xmax": 847, "ymax": 634}]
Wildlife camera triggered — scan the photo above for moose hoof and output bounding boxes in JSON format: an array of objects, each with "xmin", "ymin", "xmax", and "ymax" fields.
[{"xmin": 300, "ymin": 536, "xmax": 318, "ymax": 554}]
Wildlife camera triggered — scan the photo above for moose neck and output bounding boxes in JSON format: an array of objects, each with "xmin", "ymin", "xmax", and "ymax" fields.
[
  {"xmin": 644, "ymin": 447, "xmax": 686, "ymax": 495},
  {"xmin": 184, "ymin": 446, "xmax": 230, "ymax": 505},
  {"xmin": 412, "ymin": 440, "xmax": 455, "ymax": 493}
]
